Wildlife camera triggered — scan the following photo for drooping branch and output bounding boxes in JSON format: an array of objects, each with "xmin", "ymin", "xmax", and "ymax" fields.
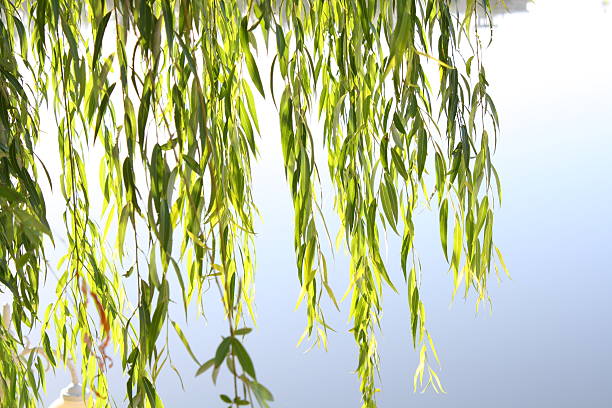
[{"xmin": 0, "ymin": 1, "xmax": 506, "ymax": 407}]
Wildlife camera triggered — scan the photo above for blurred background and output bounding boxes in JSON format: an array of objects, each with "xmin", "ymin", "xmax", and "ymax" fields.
[{"xmin": 10, "ymin": 0, "xmax": 611, "ymax": 406}]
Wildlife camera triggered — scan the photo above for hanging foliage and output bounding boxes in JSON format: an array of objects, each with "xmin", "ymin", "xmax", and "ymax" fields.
[{"xmin": 0, "ymin": 0, "xmax": 507, "ymax": 407}]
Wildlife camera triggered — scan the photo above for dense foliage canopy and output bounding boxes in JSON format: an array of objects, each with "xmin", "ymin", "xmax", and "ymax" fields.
[{"xmin": 0, "ymin": 0, "xmax": 506, "ymax": 406}]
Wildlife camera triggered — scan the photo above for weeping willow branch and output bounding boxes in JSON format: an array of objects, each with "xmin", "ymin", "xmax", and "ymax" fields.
[{"xmin": 0, "ymin": 0, "xmax": 507, "ymax": 407}]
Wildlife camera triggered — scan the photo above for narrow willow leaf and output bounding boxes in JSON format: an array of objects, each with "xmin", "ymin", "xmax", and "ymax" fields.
[
  {"xmin": 234, "ymin": 327, "xmax": 253, "ymax": 336},
  {"xmin": 417, "ymin": 130, "xmax": 428, "ymax": 177},
  {"xmin": 182, "ymin": 154, "xmax": 201, "ymax": 175},
  {"xmin": 171, "ymin": 321, "xmax": 200, "ymax": 365},
  {"xmin": 439, "ymin": 199, "xmax": 449, "ymax": 261},
  {"xmin": 0, "ymin": 185, "xmax": 25, "ymax": 202},
  {"xmin": 214, "ymin": 337, "xmax": 232, "ymax": 367},
  {"xmin": 93, "ymin": 11, "xmax": 112, "ymax": 65},
  {"xmin": 427, "ymin": 332, "xmax": 440, "ymax": 366},
  {"xmin": 495, "ymin": 246, "xmax": 510, "ymax": 278},
  {"xmin": 242, "ymin": 80, "xmax": 260, "ymax": 134},
  {"xmin": 195, "ymin": 358, "xmax": 215, "ymax": 377},
  {"xmin": 149, "ymin": 246, "xmax": 160, "ymax": 289},
  {"xmin": 434, "ymin": 152, "xmax": 446, "ymax": 200},
  {"xmin": 142, "ymin": 377, "xmax": 157, "ymax": 407},
  {"xmin": 414, "ymin": 49, "xmax": 455, "ymax": 70},
  {"xmin": 428, "ymin": 367, "xmax": 446, "ymax": 393},
  {"xmin": 476, "ymin": 196, "xmax": 489, "ymax": 235},
  {"xmin": 94, "ymin": 83, "xmax": 116, "ymax": 142},
  {"xmin": 250, "ymin": 380, "xmax": 274, "ymax": 407},
  {"xmin": 451, "ymin": 217, "xmax": 463, "ymax": 298},
  {"xmin": 391, "ymin": 147, "xmax": 409, "ymax": 180},
  {"xmin": 245, "ymin": 49, "xmax": 265, "ymax": 97},
  {"xmin": 393, "ymin": 112, "xmax": 407, "ymax": 134},
  {"xmin": 230, "ymin": 337, "xmax": 256, "ymax": 379}
]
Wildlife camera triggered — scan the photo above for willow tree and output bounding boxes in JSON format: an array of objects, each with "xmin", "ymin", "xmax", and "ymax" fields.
[{"xmin": 0, "ymin": 0, "xmax": 506, "ymax": 407}]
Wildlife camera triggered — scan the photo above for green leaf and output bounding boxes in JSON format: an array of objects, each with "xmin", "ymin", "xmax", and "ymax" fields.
[
  {"xmin": 251, "ymin": 380, "xmax": 274, "ymax": 408},
  {"xmin": 475, "ymin": 196, "xmax": 489, "ymax": 235},
  {"xmin": 386, "ymin": 1, "xmax": 414, "ymax": 75},
  {"xmin": 117, "ymin": 205, "xmax": 129, "ymax": 254},
  {"xmin": 214, "ymin": 337, "xmax": 232, "ymax": 367},
  {"xmin": 434, "ymin": 152, "xmax": 446, "ymax": 199},
  {"xmin": 496, "ymin": 246, "xmax": 510, "ymax": 278},
  {"xmin": 182, "ymin": 154, "xmax": 201, "ymax": 175},
  {"xmin": 171, "ymin": 320, "xmax": 200, "ymax": 365},
  {"xmin": 142, "ymin": 377, "xmax": 157, "ymax": 407},
  {"xmin": 427, "ymin": 332, "xmax": 440, "ymax": 365},
  {"xmin": 234, "ymin": 327, "xmax": 253, "ymax": 336},
  {"xmin": 42, "ymin": 333, "xmax": 56, "ymax": 366},
  {"xmin": 195, "ymin": 358, "xmax": 215, "ymax": 377},
  {"xmin": 230, "ymin": 337, "xmax": 256, "ymax": 379},
  {"xmin": 162, "ymin": 0, "xmax": 174, "ymax": 47},
  {"xmin": 275, "ymin": 23, "xmax": 286, "ymax": 57},
  {"xmin": 93, "ymin": 11, "xmax": 112, "ymax": 65},
  {"xmin": 439, "ymin": 199, "xmax": 449, "ymax": 261},
  {"xmin": 417, "ymin": 130, "xmax": 427, "ymax": 177},
  {"xmin": 138, "ymin": 89, "xmax": 152, "ymax": 147},
  {"xmin": 242, "ymin": 80, "xmax": 260, "ymax": 134},
  {"xmin": 393, "ymin": 112, "xmax": 407, "ymax": 134},
  {"xmin": 451, "ymin": 217, "xmax": 463, "ymax": 294},
  {"xmin": 212, "ymin": 364, "xmax": 221, "ymax": 385},
  {"xmin": 380, "ymin": 178, "xmax": 399, "ymax": 233},
  {"xmin": 391, "ymin": 147, "xmax": 408, "ymax": 180},
  {"xmin": 245, "ymin": 48, "xmax": 265, "ymax": 97},
  {"xmin": 149, "ymin": 245, "xmax": 160, "ymax": 289},
  {"xmin": 94, "ymin": 82, "xmax": 116, "ymax": 142},
  {"xmin": 0, "ymin": 185, "xmax": 26, "ymax": 202}
]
